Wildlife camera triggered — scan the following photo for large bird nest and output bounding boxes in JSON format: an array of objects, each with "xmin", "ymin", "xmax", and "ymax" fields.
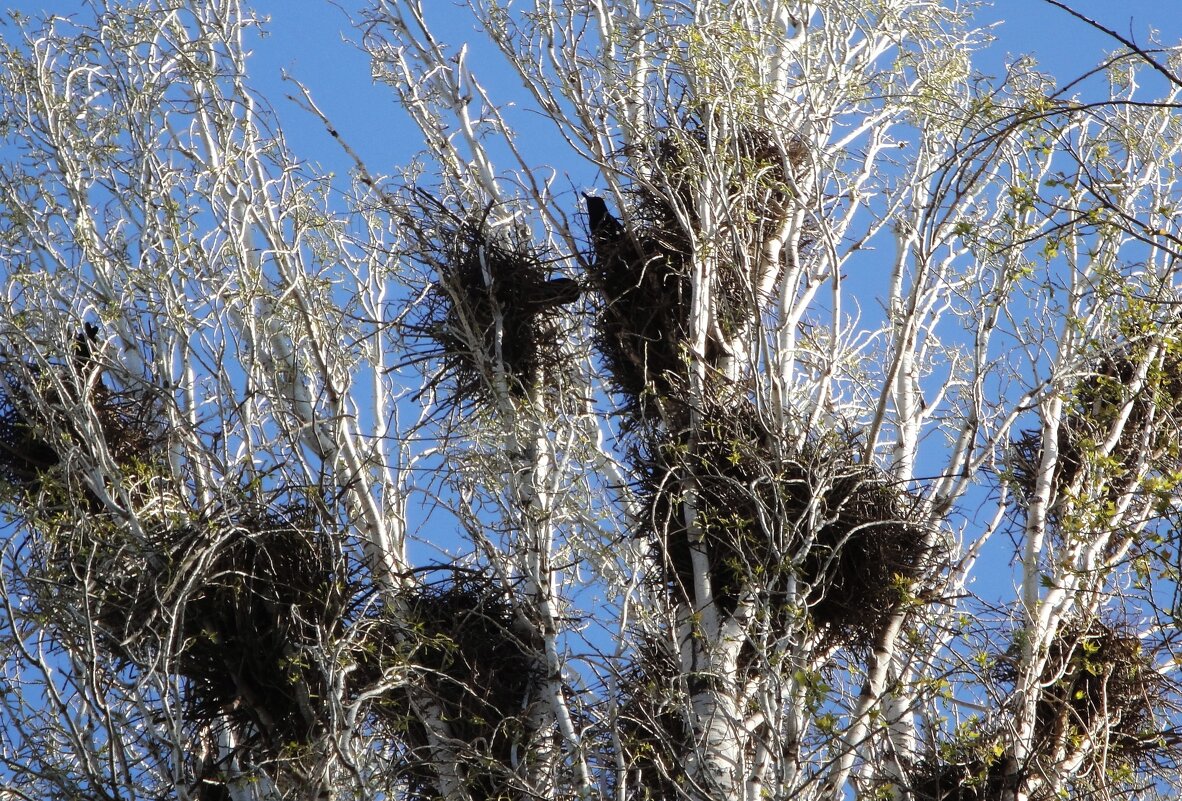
[
  {"xmin": 0, "ymin": 372, "xmax": 61, "ymax": 490},
  {"xmin": 612, "ymin": 634, "xmax": 695, "ymax": 801},
  {"xmin": 612, "ymin": 629, "xmax": 784, "ymax": 801},
  {"xmin": 406, "ymin": 198, "xmax": 580, "ymax": 404},
  {"xmin": 43, "ymin": 498, "xmax": 347, "ymax": 756},
  {"xmin": 586, "ymin": 189, "xmax": 694, "ymax": 423},
  {"xmin": 993, "ymin": 620, "xmax": 1163, "ymax": 779},
  {"xmin": 634, "ymin": 402, "xmax": 937, "ymax": 652},
  {"xmin": 171, "ymin": 505, "xmax": 347, "ymax": 748},
  {"xmin": 647, "ymin": 122, "xmax": 812, "ymax": 286},
  {"xmin": 0, "ymin": 326, "xmax": 161, "ymax": 499},
  {"xmin": 912, "ymin": 620, "xmax": 1165, "ymax": 801},
  {"xmin": 1008, "ymin": 339, "xmax": 1182, "ymax": 517},
  {"xmin": 587, "ymin": 123, "xmax": 811, "ymax": 425},
  {"xmin": 909, "ymin": 736, "xmax": 1016, "ymax": 801},
  {"xmin": 362, "ymin": 570, "xmax": 544, "ymax": 801}
]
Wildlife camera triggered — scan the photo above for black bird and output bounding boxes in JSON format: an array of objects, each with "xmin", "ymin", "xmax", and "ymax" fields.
[
  {"xmin": 532, "ymin": 276, "xmax": 582, "ymax": 309},
  {"xmin": 517, "ymin": 277, "xmax": 581, "ymax": 314},
  {"xmin": 72, "ymin": 322, "xmax": 100, "ymax": 374},
  {"xmin": 583, "ymin": 193, "xmax": 624, "ymax": 241}
]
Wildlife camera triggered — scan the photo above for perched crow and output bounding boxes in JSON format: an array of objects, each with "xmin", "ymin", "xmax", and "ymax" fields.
[
  {"xmin": 72, "ymin": 322, "xmax": 100, "ymax": 374},
  {"xmin": 531, "ymin": 278, "xmax": 581, "ymax": 309},
  {"xmin": 583, "ymin": 193, "xmax": 624, "ymax": 241}
]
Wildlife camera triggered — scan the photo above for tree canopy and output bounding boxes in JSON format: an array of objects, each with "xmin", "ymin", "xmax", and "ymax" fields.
[{"xmin": 0, "ymin": 2, "xmax": 1181, "ymax": 800}]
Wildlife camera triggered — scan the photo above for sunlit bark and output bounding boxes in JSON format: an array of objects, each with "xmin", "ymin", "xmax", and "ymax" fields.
[{"xmin": 0, "ymin": 2, "xmax": 1180, "ymax": 801}]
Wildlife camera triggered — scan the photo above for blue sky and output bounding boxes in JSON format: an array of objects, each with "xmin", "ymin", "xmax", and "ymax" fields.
[
  {"xmin": 229, "ymin": 0, "xmax": 1182, "ymax": 599},
  {"xmin": 1, "ymin": 11, "xmax": 1181, "ymax": 786}
]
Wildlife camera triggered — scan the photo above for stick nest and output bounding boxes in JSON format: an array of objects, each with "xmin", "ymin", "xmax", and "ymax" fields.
[
  {"xmin": 586, "ymin": 189, "xmax": 694, "ymax": 423},
  {"xmin": 634, "ymin": 402, "xmax": 937, "ymax": 651},
  {"xmin": 916, "ymin": 619, "xmax": 1165, "ymax": 800},
  {"xmin": 408, "ymin": 204, "xmax": 580, "ymax": 404},
  {"xmin": 909, "ymin": 739, "xmax": 1015, "ymax": 801},
  {"xmin": 612, "ymin": 634, "xmax": 695, "ymax": 801},
  {"xmin": 44, "ymin": 499, "xmax": 347, "ymax": 755},
  {"xmin": 1008, "ymin": 341, "xmax": 1182, "ymax": 513},
  {"xmin": 587, "ymin": 123, "xmax": 811, "ymax": 424},
  {"xmin": 0, "ymin": 327, "xmax": 161, "ymax": 497},
  {"xmin": 993, "ymin": 620, "xmax": 1163, "ymax": 775},
  {"xmin": 362, "ymin": 571, "xmax": 543, "ymax": 801}
]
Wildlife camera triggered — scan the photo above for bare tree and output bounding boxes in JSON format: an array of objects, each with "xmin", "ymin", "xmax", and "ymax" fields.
[{"xmin": 0, "ymin": 2, "xmax": 1181, "ymax": 801}]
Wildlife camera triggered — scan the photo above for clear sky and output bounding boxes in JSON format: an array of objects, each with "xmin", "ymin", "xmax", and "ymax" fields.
[{"xmin": 224, "ymin": 0, "xmax": 1182, "ymax": 582}]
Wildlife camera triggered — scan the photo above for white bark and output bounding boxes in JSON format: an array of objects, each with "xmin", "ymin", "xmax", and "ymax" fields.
[{"xmin": 1, "ymin": 1, "xmax": 1182, "ymax": 800}]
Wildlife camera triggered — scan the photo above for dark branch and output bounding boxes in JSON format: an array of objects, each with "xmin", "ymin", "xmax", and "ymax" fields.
[{"xmin": 1038, "ymin": 0, "xmax": 1182, "ymax": 90}]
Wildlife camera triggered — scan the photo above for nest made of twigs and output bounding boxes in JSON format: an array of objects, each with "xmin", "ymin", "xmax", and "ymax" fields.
[
  {"xmin": 173, "ymin": 505, "xmax": 347, "ymax": 746},
  {"xmin": 0, "ymin": 371, "xmax": 61, "ymax": 489},
  {"xmin": 634, "ymin": 402, "xmax": 786, "ymax": 611},
  {"xmin": 612, "ymin": 633, "xmax": 695, "ymax": 801},
  {"xmin": 909, "ymin": 737, "xmax": 1016, "ymax": 801},
  {"xmin": 587, "ymin": 123, "xmax": 811, "ymax": 424},
  {"xmin": 635, "ymin": 403, "xmax": 936, "ymax": 652},
  {"xmin": 586, "ymin": 191, "xmax": 694, "ymax": 422},
  {"xmin": 407, "ymin": 200, "xmax": 580, "ymax": 405},
  {"xmin": 647, "ymin": 122, "xmax": 812, "ymax": 270},
  {"xmin": 0, "ymin": 328, "xmax": 161, "ymax": 497},
  {"xmin": 994, "ymin": 620, "xmax": 1163, "ymax": 774},
  {"xmin": 361, "ymin": 570, "xmax": 543, "ymax": 801},
  {"xmin": 1008, "ymin": 342, "xmax": 1182, "ymax": 513},
  {"xmin": 913, "ymin": 619, "xmax": 1166, "ymax": 800},
  {"xmin": 43, "ymin": 497, "xmax": 347, "ymax": 753}
]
